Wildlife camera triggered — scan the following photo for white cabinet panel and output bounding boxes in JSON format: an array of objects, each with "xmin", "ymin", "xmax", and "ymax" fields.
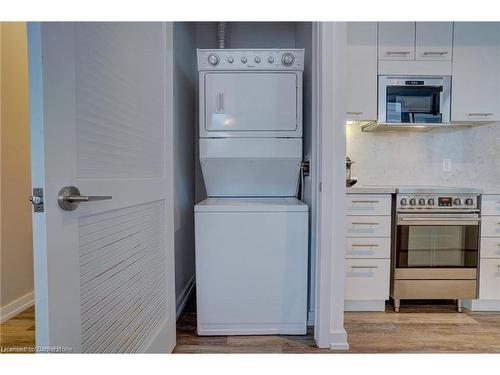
[
  {"xmin": 416, "ymin": 22, "xmax": 453, "ymax": 61},
  {"xmin": 345, "ymin": 259, "xmax": 390, "ymax": 300},
  {"xmin": 451, "ymin": 22, "xmax": 500, "ymax": 122},
  {"xmin": 346, "ymin": 22, "xmax": 378, "ymax": 121},
  {"xmin": 345, "ymin": 215, "xmax": 391, "ymax": 237},
  {"xmin": 481, "ymin": 238, "xmax": 500, "ymax": 259},
  {"xmin": 345, "ymin": 237, "xmax": 391, "ymax": 259},
  {"xmin": 378, "ymin": 22, "xmax": 415, "ymax": 61},
  {"xmin": 481, "ymin": 216, "xmax": 500, "ymax": 237},
  {"xmin": 482, "ymin": 195, "xmax": 500, "ymax": 216},
  {"xmin": 479, "ymin": 259, "xmax": 500, "ymax": 299},
  {"xmin": 346, "ymin": 194, "xmax": 392, "ymax": 216}
]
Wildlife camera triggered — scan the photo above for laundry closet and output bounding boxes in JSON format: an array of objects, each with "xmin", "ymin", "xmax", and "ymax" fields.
[{"xmin": 172, "ymin": 22, "xmax": 316, "ymax": 332}]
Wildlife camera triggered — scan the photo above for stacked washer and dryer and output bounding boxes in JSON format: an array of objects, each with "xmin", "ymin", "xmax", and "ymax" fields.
[{"xmin": 194, "ymin": 49, "xmax": 309, "ymax": 335}]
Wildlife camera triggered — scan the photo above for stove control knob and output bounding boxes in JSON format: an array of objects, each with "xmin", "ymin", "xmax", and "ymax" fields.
[
  {"xmin": 208, "ymin": 54, "xmax": 220, "ymax": 66},
  {"xmin": 454, "ymin": 198, "xmax": 462, "ymax": 206},
  {"xmin": 428, "ymin": 198, "xmax": 435, "ymax": 206},
  {"xmin": 409, "ymin": 198, "xmax": 417, "ymax": 206},
  {"xmin": 465, "ymin": 198, "xmax": 474, "ymax": 206},
  {"xmin": 400, "ymin": 198, "xmax": 407, "ymax": 206},
  {"xmin": 268, "ymin": 56, "xmax": 274, "ymax": 63},
  {"xmin": 419, "ymin": 198, "xmax": 426, "ymax": 206},
  {"xmin": 241, "ymin": 56, "xmax": 247, "ymax": 63},
  {"xmin": 254, "ymin": 56, "xmax": 261, "ymax": 63},
  {"xmin": 282, "ymin": 52, "xmax": 295, "ymax": 66},
  {"xmin": 227, "ymin": 56, "xmax": 234, "ymax": 63}
]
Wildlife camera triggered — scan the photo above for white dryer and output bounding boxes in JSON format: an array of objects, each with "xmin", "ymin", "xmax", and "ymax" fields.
[{"xmin": 195, "ymin": 49, "xmax": 308, "ymax": 335}]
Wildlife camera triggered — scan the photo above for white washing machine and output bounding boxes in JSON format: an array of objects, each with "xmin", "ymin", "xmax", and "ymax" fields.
[{"xmin": 195, "ymin": 49, "xmax": 308, "ymax": 335}]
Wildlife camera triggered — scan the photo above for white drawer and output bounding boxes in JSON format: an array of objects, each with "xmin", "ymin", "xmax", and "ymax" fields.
[
  {"xmin": 346, "ymin": 215, "xmax": 391, "ymax": 237},
  {"xmin": 481, "ymin": 238, "xmax": 500, "ymax": 259},
  {"xmin": 481, "ymin": 216, "xmax": 500, "ymax": 237},
  {"xmin": 345, "ymin": 237, "xmax": 391, "ymax": 259},
  {"xmin": 482, "ymin": 195, "xmax": 500, "ymax": 216},
  {"xmin": 346, "ymin": 194, "xmax": 391, "ymax": 216},
  {"xmin": 479, "ymin": 258, "xmax": 500, "ymax": 300},
  {"xmin": 345, "ymin": 259, "xmax": 390, "ymax": 300}
]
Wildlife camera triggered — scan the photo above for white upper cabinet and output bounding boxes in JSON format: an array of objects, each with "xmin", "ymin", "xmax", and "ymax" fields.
[
  {"xmin": 415, "ymin": 22, "xmax": 453, "ymax": 61},
  {"xmin": 452, "ymin": 22, "xmax": 500, "ymax": 122},
  {"xmin": 378, "ymin": 22, "xmax": 415, "ymax": 60},
  {"xmin": 346, "ymin": 22, "xmax": 378, "ymax": 121}
]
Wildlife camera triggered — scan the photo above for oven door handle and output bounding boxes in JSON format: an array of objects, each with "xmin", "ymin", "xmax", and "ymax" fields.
[{"xmin": 398, "ymin": 216, "xmax": 481, "ymax": 226}]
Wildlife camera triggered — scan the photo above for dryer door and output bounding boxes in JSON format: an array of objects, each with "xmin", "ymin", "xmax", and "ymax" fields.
[{"xmin": 201, "ymin": 71, "xmax": 302, "ymax": 138}]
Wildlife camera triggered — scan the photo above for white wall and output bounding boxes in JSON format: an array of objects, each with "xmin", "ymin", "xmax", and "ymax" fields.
[
  {"xmin": 173, "ymin": 23, "xmax": 196, "ymax": 316},
  {"xmin": 346, "ymin": 123, "xmax": 500, "ymax": 188},
  {"xmin": 0, "ymin": 22, "xmax": 34, "ymax": 322}
]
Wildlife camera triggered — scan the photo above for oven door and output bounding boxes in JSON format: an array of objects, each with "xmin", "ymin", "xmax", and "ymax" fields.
[
  {"xmin": 396, "ymin": 213, "xmax": 480, "ymax": 269},
  {"xmin": 378, "ymin": 76, "xmax": 451, "ymax": 124}
]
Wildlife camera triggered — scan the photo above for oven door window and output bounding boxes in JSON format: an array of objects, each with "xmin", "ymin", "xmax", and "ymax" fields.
[
  {"xmin": 386, "ymin": 86, "xmax": 442, "ymax": 123},
  {"xmin": 397, "ymin": 225, "xmax": 478, "ymax": 268}
]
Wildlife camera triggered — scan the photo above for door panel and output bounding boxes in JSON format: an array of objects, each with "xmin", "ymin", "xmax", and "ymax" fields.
[
  {"xmin": 28, "ymin": 22, "xmax": 176, "ymax": 353},
  {"xmin": 204, "ymin": 72, "xmax": 298, "ymax": 133},
  {"xmin": 415, "ymin": 22, "xmax": 453, "ymax": 61},
  {"xmin": 378, "ymin": 22, "xmax": 415, "ymax": 60}
]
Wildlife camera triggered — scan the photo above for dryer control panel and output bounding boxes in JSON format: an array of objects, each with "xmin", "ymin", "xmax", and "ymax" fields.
[{"xmin": 197, "ymin": 49, "xmax": 304, "ymax": 71}]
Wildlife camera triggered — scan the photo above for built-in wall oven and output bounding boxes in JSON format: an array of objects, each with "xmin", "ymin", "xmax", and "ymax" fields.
[
  {"xmin": 378, "ymin": 76, "xmax": 451, "ymax": 124},
  {"xmin": 391, "ymin": 188, "xmax": 481, "ymax": 312}
]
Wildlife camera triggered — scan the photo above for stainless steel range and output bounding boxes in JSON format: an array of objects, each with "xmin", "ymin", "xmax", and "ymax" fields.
[{"xmin": 391, "ymin": 187, "xmax": 482, "ymax": 312}]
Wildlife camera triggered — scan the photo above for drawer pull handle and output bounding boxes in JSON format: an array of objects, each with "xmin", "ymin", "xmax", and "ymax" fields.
[
  {"xmin": 422, "ymin": 51, "xmax": 448, "ymax": 55},
  {"xmin": 351, "ymin": 265, "xmax": 378, "ymax": 269},
  {"xmin": 352, "ymin": 222, "xmax": 379, "ymax": 225},
  {"xmin": 351, "ymin": 200, "xmax": 380, "ymax": 204},
  {"xmin": 351, "ymin": 244, "xmax": 379, "ymax": 247},
  {"xmin": 386, "ymin": 51, "xmax": 411, "ymax": 55},
  {"xmin": 467, "ymin": 113, "xmax": 494, "ymax": 116},
  {"xmin": 347, "ymin": 111, "xmax": 363, "ymax": 115}
]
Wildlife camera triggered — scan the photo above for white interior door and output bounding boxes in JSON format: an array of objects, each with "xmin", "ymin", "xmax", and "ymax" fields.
[{"xmin": 28, "ymin": 22, "xmax": 176, "ymax": 353}]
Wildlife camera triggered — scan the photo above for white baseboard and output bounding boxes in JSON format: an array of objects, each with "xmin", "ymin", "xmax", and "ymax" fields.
[
  {"xmin": 330, "ymin": 329, "xmax": 349, "ymax": 351},
  {"xmin": 0, "ymin": 291, "xmax": 34, "ymax": 323},
  {"xmin": 345, "ymin": 300, "xmax": 386, "ymax": 312},
  {"xmin": 464, "ymin": 299, "xmax": 500, "ymax": 311},
  {"xmin": 176, "ymin": 274, "xmax": 195, "ymax": 320}
]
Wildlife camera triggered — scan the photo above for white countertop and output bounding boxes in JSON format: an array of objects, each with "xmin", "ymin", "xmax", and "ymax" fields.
[
  {"xmin": 480, "ymin": 187, "xmax": 500, "ymax": 195},
  {"xmin": 346, "ymin": 185, "xmax": 397, "ymax": 194}
]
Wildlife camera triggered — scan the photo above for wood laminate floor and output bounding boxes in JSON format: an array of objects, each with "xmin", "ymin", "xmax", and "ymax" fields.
[{"xmin": 1, "ymin": 299, "xmax": 499, "ymax": 354}]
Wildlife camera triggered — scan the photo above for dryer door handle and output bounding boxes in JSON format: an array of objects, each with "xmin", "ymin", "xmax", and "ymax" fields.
[{"xmin": 216, "ymin": 92, "xmax": 225, "ymax": 113}]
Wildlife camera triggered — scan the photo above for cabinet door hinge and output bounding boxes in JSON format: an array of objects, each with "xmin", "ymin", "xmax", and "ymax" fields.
[{"xmin": 29, "ymin": 188, "xmax": 44, "ymax": 213}]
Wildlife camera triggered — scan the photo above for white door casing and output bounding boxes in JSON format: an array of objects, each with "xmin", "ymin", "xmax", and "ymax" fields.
[{"xmin": 28, "ymin": 22, "xmax": 176, "ymax": 353}]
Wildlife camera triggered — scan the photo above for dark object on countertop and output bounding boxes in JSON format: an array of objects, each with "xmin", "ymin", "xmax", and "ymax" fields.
[
  {"xmin": 346, "ymin": 157, "xmax": 356, "ymax": 187},
  {"xmin": 346, "ymin": 178, "xmax": 358, "ymax": 187}
]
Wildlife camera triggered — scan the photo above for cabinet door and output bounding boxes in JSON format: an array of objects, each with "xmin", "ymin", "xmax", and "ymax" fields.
[
  {"xmin": 452, "ymin": 22, "xmax": 500, "ymax": 122},
  {"xmin": 415, "ymin": 22, "xmax": 453, "ymax": 60},
  {"xmin": 378, "ymin": 22, "xmax": 415, "ymax": 60},
  {"xmin": 346, "ymin": 22, "xmax": 378, "ymax": 121}
]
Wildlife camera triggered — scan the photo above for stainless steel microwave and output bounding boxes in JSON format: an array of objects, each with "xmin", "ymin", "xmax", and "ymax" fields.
[{"xmin": 378, "ymin": 75, "xmax": 451, "ymax": 124}]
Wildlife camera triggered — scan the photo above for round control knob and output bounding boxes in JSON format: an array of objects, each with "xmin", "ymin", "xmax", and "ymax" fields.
[
  {"xmin": 400, "ymin": 198, "xmax": 407, "ymax": 206},
  {"xmin": 428, "ymin": 198, "xmax": 435, "ymax": 206},
  {"xmin": 465, "ymin": 198, "xmax": 474, "ymax": 206},
  {"xmin": 227, "ymin": 56, "xmax": 234, "ymax": 63},
  {"xmin": 282, "ymin": 52, "xmax": 295, "ymax": 66},
  {"xmin": 268, "ymin": 56, "xmax": 274, "ymax": 63},
  {"xmin": 241, "ymin": 56, "xmax": 247, "ymax": 63},
  {"xmin": 454, "ymin": 198, "xmax": 462, "ymax": 206},
  {"xmin": 208, "ymin": 54, "xmax": 219, "ymax": 66},
  {"xmin": 409, "ymin": 198, "xmax": 417, "ymax": 206},
  {"xmin": 419, "ymin": 198, "xmax": 426, "ymax": 206},
  {"xmin": 254, "ymin": 56, "xmax": 261, "ymax": 63}
]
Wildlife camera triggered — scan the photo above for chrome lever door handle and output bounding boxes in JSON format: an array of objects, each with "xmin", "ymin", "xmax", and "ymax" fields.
[{"xmin": 58, "ymin": 186, "xmax": 112, "ymax": 211}]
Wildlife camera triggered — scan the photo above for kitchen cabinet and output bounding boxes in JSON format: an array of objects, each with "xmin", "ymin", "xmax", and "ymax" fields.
[
  {"xmin": 345, "ymin": 193, "xmax": 391, "ymax": 311},
  {"xmin": 346, "ymin": 22, "xmax": 378, "ymax": 121},
  {"xmin": 415, "ymin": 22, "xmax": 453, "ymax": 61},
  {"xmin": 451, "ymin": 22, "xmax": 500, "ymax": 122},
  {"xmin": 378, "ymin": 22, "xmax": 415, "ymax": 61},
  {"xmin": 465, "ymin": 194, "xmax": 500, "ymax": 311}
]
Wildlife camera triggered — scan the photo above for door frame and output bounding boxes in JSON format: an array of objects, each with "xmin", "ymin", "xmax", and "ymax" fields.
[{"xmin": 312, "ymin": 22, "xmax": 349, "ymax": 350}]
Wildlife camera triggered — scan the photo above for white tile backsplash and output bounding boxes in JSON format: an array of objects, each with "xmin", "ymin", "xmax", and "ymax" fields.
[{"xmin": 346, "ymin": 123, "xmax": 500, "ymax": 188}]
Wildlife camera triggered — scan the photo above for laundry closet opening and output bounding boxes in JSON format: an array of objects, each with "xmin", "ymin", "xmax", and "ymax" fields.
[{"xmin": 172, "ymin": 22, "xmax": 317, "ymax": 341}]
